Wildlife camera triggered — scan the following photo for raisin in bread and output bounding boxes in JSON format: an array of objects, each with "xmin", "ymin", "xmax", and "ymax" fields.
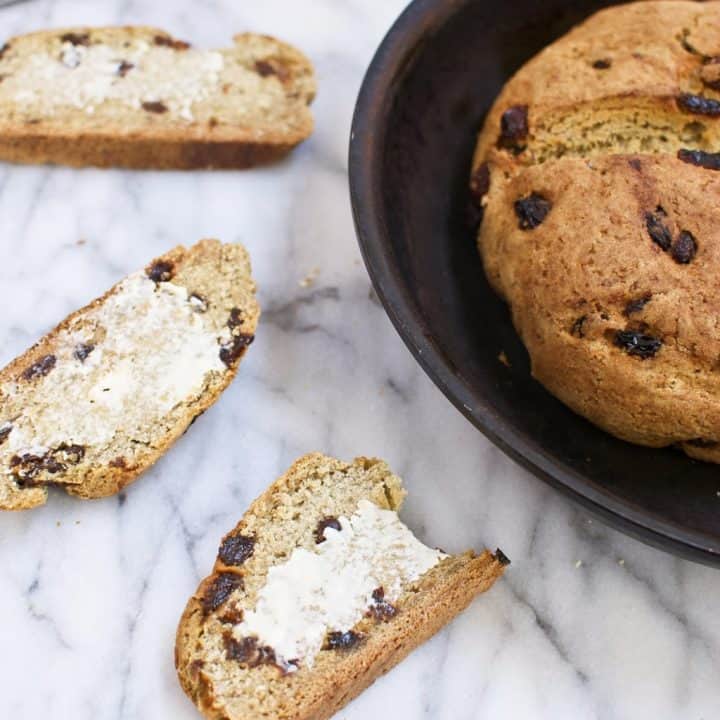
[
  {"xmin": 175, "ymin": 453, "xmax": 507, "ymax": 720},
  {"xmin": 0, "ymin": 27, "xmax": 315, "ymax": 169},
  {"xmin": 0, "ymin": 239, "xmax": 259, "ymax": 510},
  {"xmin": 472, "ymin": 1, "xmax": 720, "ymax": 462}
]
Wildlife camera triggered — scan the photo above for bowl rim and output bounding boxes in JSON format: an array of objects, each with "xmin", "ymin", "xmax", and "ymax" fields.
[{"xmin": 348, "ymin": 0, "xmax": 720, "ymax": 566}]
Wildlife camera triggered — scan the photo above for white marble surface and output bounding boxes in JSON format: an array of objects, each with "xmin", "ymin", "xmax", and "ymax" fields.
[{"xmin": 1, "ymin": 1, "xmax": 719, "ymax": 719}]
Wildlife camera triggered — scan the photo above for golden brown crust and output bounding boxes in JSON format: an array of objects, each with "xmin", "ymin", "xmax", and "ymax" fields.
[
  {"xmin": 175, "ymin": 454, "xmax": 505, "ymax": 720},
  {"xmin": 0, "ymin": 239, "xmax": 259, "ymax": 510},
  {"xmin": 0, "ymin": 27, "xmax": 315, "ymax": 169}
]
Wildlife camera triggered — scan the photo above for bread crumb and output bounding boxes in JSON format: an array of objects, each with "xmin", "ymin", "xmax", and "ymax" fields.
[
  {"xmin": 498, "ymin": 351, "xmax": 511, "ymax": 368},
  {"xmin": 618, "ymin": 559, "xmax": 625, "ymax": 565},
  {"xmin": 575, "ymin": 560, "xmax": 583, "ymax": 568},
  {"xmin": 76, "ymin": 239, "xmax": 86, "ymax": 246},
  {"xmin": 56, "ymin": 520, "xmax": 61, "ymax": 527},
  {"xmin": 299, "ymin": 267, "xmax": 320, "ymax": 288}
]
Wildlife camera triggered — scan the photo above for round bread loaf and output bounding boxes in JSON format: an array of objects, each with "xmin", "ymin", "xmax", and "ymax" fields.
[{"xmin": 472, "ymin": 1, "xmax": 720, "ymax": 462}]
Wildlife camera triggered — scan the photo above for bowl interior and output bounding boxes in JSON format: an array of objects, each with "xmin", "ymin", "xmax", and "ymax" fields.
[{"xmin": 351, "ymin": 0, "xmax": 720, "ymax": 564}]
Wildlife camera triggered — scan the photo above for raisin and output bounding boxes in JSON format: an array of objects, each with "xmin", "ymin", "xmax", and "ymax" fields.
[
  {"xmin": 498, "ymin": 105, "xmax": 528, "ymax": 151},
  {"xmin": 469, "ymin": 162, "xmax": 490, "ymax": 205},
  {"xmin": 324, "ymin": 630, "xmax": 363, "ymax": 651},
  {"xmin": 223, "ymin": 635, "xmax": 276, "ymax": 667},
  {"xmin": 624, "ymin": 294, "xmax": 651, "ymax": 316},
  {"xmin": 614, "ymin": 330, "xmax": 662, "ymax": 358},
  {"xmin": 255, "ymin": 59, "xmax": 289, "ymax": 82},
  {"xmin": 146, "ymin": 259, "xmax": 174, "ymax": 282},
  {"xmin": 11, "ymin": 443, "xmax": 85, "ymax": 485},
  {"xmin": 628, "ymin": 158, "xmax": 642, "ymax": 171},
  {"xmin": 218, "ymin": 606, "xmax": 245, "ymax": 625},
  {"xmin": 514, "ymin": 192, "xmax": 552, "ymax": 230},
  {"xmin": 494, "ymin": 548, "xmax": 511, "ymax": 566},
  {"xmin": 60, "ymin": 32, "xmax": 90, "ymax": 46},
  {"xmin": 218, "ymin": 533, "xmax": 255, "ymax": 566},
  {"xmin": 55, "ymin": 443, "xmax": 85, "ymax": 464},
  {"xmin": 571, "ymin": 316, "xmax": 587, "ymax": 338},
  {"xmin": 367, "ymin": 587, "xmax": 397, "ymax": 622},
  {"xmin": 592, "ymin": 58, "xmax": 611, "ymax": 69},
  {"xmin": 677, "ymin": 93, "xmax": 720, "ymax": 117},
  {"xmin": 686, "ymin": 438, "xmax": 719, "ymax": 448},
  {"xmin": 117, "ymin": 60, "xmax": 134, "ymax": 77},
  {"xmin": 227, "ymin": 308, "xmax": 244, "ymax": 330},
  {"xmin": 677, "ymin": 148, "xmax": 720, "ymax": 170},
  {"xmin": 314, "ymin": 516, "xmax": 342, "ymax": 544},
  {"xmin": 154, "ymin": 35, "xmax": 191, "ymax": 50},
  {"xmin": 671, "ymin": 230, "xmax": 697, "ymax": 264},
  {"xmin": 219, "ymin": 334, "xmax": 255, "ymax": 367},
  {"xmin": 645, "ymin": 208, "xmax": 672, "ymax": 251},
  {"xmin": 22, "ymin": 354, "xmax": 56, "ymax": 380},
  {"xmin": 142, "ymin": 101, "xmax": 168, "ymax": 114},
  {"xmin": 0, "ymin": 424, "xmax": 11, "ymax": 445},
  {"xmin": 109, "ymin": 456, "xmax": 127, "ymax": 468},
  {"xmin": 11, "ymin": 453, "xmax": 61, "ymax": 485},
  {"xmin": 74, "ymin": 343, "xmax": 94, "ymax": 362},
  {"xmin": 202, "ymin": 572, "xmax": 244, "ymax": 614}
]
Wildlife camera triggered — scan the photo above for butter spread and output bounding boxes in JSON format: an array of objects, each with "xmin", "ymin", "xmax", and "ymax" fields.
[
  {"xmin": 7, "ymin": 40, "xmax": 224, "ymax": 121},
  {"xmin": 3, "ymin": 272, "xmax": 227, "ymax": 457},
  {"xmin": 235, "ymin": 499, "xmax": 445, "ymax": 668}
]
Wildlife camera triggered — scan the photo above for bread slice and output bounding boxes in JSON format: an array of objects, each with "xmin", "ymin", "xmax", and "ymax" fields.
[
  {"xmin": 175, "ymin": 453, "xmax": 507, "ymax": 720},
  {"xmin": 0, "ymin": 27, "xmax": 315, "ymax": 169},
  {"xmin": 0, "ymin": 239, "xmax": 259, "ymax": 510}
]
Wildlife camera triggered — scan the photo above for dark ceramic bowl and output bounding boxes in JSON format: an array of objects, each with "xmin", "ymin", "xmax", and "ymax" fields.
[{"xmin": 349, "ymin": 0, "xmax": 720, "ymax": 566}]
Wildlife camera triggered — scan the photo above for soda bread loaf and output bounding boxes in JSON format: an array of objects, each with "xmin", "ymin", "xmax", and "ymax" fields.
[
  {"xmin": 175, "ymin": 453, "xmax": 507, "ymax": 720},
  {"xmin": 0, "ymin": 27, "xmax": 315, "ymax": 169},
  {"xmin": 0, "ymin": 239, "xmax": 259, "ymax": 510},
  {"xmin": 472, "ymin": 1, "xmax": 720, "ymax": 461}
]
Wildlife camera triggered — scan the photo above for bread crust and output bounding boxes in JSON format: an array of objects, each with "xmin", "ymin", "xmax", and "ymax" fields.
[
  {"xmin": 0, "ymin": 239, "xmax": 259, "ymax": 510},
  {"xmin": 175, "ymin": 453, "xmax": 506, "ymax": 720},
  {"xmin": 0, "ymin": 27, "xmax": 315, "ymax": 169}
]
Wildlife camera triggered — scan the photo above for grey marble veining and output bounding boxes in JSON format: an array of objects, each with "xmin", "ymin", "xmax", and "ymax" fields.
[{"xmin": 1, "ymin": 2, "xmax": 720, "ymax": 719}]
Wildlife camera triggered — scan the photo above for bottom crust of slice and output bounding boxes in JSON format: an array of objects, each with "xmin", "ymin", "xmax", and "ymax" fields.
[{"xmin": 0, "ymin": 130, "xmax": 299, "ymax": 170}]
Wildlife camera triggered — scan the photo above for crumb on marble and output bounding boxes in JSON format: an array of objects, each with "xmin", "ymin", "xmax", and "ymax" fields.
[
  {"xmin": 299, "ymin": 267, "xmax": 320, "ymax": 288},
  {"xmin": 575, "ymin": 560, "xmax": 583, "ymax": 568},
  {"xmin": 76, "ymin": 238, "xmax": 86, "ymax": 246},
  {"xmin": 56, "ymin": 520, "xmax": 61, "ymax": 527},
  {"xmin": 498, "ymin": 351, "xmax": 511, "ymax": 368},
  {"xmin": 618, "ymin": 559, "xmax": 625, "ymax": 566}
]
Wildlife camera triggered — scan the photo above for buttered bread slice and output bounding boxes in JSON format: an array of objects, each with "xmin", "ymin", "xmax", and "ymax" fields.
[
  {"xmin": 175, "ymin": 453, "xmax": 507, "ymax": 720},
  {"xmin": 0, "ymin": 239, "xmax": 259, "ymax": 510},
  {"xmin": 0, "ymin": 27, "xmax": 315, "ymax": 168}
]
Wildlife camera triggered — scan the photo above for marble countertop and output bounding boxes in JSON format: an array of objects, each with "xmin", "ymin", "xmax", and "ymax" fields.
[{"xmin": 1, "ymin": 1, "xmax": 719, "ymax": 719}]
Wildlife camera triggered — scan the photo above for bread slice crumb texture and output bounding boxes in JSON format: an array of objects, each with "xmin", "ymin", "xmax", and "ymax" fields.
[
  {"xmin": 0, "ymin": 27, "xmax": 316, "ymax": 168},
  {"xmin": 0, "ymin": 239, "xmax": 259, "ymax": 510},
  {"xmin": 175, "ymin": 453, "xmax": 507, "ymax": 720}
]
